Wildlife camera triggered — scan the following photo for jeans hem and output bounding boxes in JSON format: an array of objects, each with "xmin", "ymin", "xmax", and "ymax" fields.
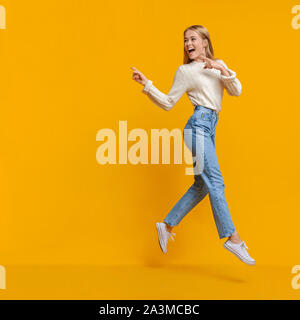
[
  {"xmin": 218, "ymin": 229, "xmax": 235, "ymax": 239},
  {"xmin": 163, "ymin": 219, "xmax": 177, "ymax": 227}
]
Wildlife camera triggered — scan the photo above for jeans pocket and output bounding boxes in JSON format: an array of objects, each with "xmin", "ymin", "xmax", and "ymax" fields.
[
  {"xmin": 195, "ymin": 111, "xmax": 212, "ymax": 122},
  {"xmin": 193, "ymin": 112, "xmax": 212, "ymax": 132}
]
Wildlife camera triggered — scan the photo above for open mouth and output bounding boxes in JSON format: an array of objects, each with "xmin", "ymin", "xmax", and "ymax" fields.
[{"xmin": 188, "ymin": 48, "xmax": 195, "ymax": 54}]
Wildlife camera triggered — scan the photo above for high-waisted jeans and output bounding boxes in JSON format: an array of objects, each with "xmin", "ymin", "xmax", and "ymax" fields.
[{"xmin": 163, "ymin": 105, "xmax": 235, "ymax": 239}]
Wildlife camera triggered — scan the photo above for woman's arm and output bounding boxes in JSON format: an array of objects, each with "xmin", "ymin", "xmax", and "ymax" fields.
[
  {"xmin": 141, "ymin": 66, "xmax": 188, "ymax": 111},
  {"xmin": 217, "ymin": 59, "xmax": 242, "ymax": 96}
]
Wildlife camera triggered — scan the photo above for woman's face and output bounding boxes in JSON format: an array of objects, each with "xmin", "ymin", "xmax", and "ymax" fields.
[{"xmin": 184, "ymin": 30, "xmax": 207, "ymax": 61}]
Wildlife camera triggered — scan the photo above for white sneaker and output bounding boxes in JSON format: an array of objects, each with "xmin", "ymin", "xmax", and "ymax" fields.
[
  {"xmin": 156, "ymin": 222, "xmax": 176, "ymax": 254},
  {"xmin": 223, "ymin": 240, "xmax": 256, "ymax": 265}
]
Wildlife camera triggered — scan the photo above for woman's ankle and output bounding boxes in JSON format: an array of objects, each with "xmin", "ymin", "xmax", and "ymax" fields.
[
  {"xmin": 228, "ymin": 231, "xmax": 241, "ymax": 244},
  {"xmin": 164, "ymin": 222, "xmax": 173, "ymax": 232}
]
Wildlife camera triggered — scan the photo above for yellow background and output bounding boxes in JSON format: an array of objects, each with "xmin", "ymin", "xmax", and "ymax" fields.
[{"xmin": 0, "ymin": 0, "xmax": 300, "ymax": 299}]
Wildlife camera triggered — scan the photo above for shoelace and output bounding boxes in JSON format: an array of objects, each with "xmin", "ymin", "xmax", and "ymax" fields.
[
  {"xmin": 240, "ymin": 241, "xmax": 251, "ymax": 257},
  {"xmin": 168, "ymin": 232, "xmax": 176, "ymax": 241},
  {"xmin": 240, "ymin": 241, "xmax": 248, "ymax": 250}
]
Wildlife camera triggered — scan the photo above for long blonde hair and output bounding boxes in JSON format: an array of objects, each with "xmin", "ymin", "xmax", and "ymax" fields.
[{"xmin": 183, "ymin": 25, "xmax": 218, "ymax": 64}]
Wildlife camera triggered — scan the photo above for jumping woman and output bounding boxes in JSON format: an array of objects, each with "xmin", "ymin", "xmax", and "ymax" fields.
[{"xmin": 131, "ymin": 25, "xmax": 255, "ymax": 265}]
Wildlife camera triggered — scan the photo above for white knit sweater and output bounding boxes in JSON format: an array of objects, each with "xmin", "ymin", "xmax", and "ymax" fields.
[{"xmin": 142, "ymin": 59, "xmax": 242, "ymax": 114}]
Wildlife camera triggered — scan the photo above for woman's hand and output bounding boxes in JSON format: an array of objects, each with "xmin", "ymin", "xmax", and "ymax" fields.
[
  {"xmin": 200, "ymin": 56, "xmax": 230, "ymax": 76},
  {"xmin": 131, "ymin": 67, "xmax": 148, "ymax": 86}
]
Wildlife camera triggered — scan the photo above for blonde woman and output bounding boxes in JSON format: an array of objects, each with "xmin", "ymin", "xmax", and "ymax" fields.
[{"xmin": 131, "ymin": 25, "xmax": 255, "ymax": 265}]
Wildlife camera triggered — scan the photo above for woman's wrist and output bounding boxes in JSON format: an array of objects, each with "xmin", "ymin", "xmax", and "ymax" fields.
[
  {"xmin": 142, "ymin": 79, "xmax": 153, "ymax": 93},
  {"xmin": 219, "ymin": 66, "xmax": 231, "ymax": 77}
]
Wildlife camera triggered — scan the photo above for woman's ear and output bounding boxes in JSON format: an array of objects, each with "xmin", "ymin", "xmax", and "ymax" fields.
[{"xmin": 203, "ymin": 38, "xmax": 208, "ymax": 48}]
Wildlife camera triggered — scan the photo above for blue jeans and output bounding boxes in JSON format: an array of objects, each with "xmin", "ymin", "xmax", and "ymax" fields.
[{"xmin": 163, "ymin": 105, "xmax": 236, "ymax": 239}]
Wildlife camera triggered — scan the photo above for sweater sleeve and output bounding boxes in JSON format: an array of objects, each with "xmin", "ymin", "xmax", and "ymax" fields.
[
  {"xmin": 217, "ymin": 59, "xmax": 242, "ymax": 96},
  {"xmin": 141, "ymin": 66, "xmax": 187, "ymax": 111}
]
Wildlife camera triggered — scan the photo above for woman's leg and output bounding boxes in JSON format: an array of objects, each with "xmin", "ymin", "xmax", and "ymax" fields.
[
  {"xmin": 210, "ymin": 124, "xmax": 241, "ymax": 243},
  {"xmin": 194, "ymin": 122, "xmax": 236, "ymax": 239},
  {"xmin": 163, "ymin": 175, "xmax": 209, "ymax": 228},
  {"xmin": 163, "ymin": 121, "xmax": 208, "ymax": 229}
]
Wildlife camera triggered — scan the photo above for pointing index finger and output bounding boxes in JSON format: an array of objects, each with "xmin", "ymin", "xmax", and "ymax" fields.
[{"xmin": 131, "ymin": 67, "xmax": 139, "ymax": 72}]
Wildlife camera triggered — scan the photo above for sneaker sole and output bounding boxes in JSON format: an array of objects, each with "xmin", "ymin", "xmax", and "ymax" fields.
[
  {"xmin": 156, "ymin": 223, "xmax": 167, "ymax": 254},
  {"xmin": 223, "ymin": 242, "xmax": 256, "ymax": 266}
]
